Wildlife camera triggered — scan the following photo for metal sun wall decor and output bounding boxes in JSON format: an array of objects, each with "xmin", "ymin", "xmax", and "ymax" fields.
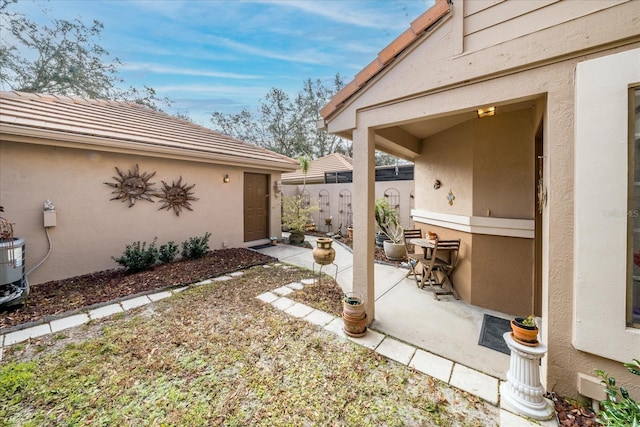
[
  {"xmin": 105, "ymin": 165, "xmax": 199, "ymax": 215},
  {"xmin": 157, "ymin": 176, "xmax": 198, "ymax": 216},
  {"xmin": 105, "ymin": 164, "xmax": 158, "ymax": 207}
]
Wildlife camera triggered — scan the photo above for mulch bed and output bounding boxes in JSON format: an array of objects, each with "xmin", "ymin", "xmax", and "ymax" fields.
[
  {"xmin": 0, "ymin": 248, "xmax": 276, "ymax": 331},
  {"xmin": 550, "ymin": 392, "xmax": 601, "ymax": 426}
]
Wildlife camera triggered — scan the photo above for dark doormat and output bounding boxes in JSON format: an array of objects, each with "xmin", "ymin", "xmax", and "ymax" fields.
[
  {"xmin": 478, "ymin": 314, "xmax": 512, "ymax": 355},
  {"xmin": 248, "ymin": 243, "xmax": 273, "ymax": 250}
]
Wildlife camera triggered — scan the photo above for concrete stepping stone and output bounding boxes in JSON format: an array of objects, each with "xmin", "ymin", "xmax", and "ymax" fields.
[
  {"xmin": 271, "ymin": 297, "xmax": 295, "ymax": 311},
  {"xmin": 450, "ymin": 363, "xmax": 499, "ymax": 405},
  {"xmin": 304, "ymin": 310, "xmax": 336, "ymax": 326},
  {"xmin": 375, "ymin": 337, "xmax": 416, "ymax": 365},
  {"xmin": 409, "ymin": 349, "xmax": 453, "ymax": 384},
  {"xmin": 256, "ymin": 291, "xmax": 279, "ymax": 303},
  {"xmin": 285, "ymin": 302, "xmax": 315, "ymax": 318},
  {"xmin": 50, "ymin": 313, "xmax": 89, "ymax": 333}
]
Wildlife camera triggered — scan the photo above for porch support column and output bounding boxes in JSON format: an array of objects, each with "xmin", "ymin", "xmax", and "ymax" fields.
[{"xmin": 352, "ymin": 126, "xmax": 376, "ymax": 323}]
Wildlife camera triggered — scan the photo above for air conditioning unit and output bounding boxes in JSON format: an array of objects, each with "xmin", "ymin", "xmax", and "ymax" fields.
[{"xmin": 0, "ymin": 237, "xmax": 28, "ymax": 308}]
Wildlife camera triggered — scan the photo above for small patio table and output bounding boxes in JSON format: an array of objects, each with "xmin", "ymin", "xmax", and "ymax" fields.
[{"xmin": 409, "ymin": 238, "xmax": 460, "ymax": 300}]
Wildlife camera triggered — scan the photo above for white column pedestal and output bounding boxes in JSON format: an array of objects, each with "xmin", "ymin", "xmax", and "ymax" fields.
[{"xmin": 500, "ymin": 332, "xmax": 554, "ymax": 420}]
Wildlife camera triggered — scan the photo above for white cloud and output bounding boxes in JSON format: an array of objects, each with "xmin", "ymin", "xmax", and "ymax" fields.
[
  {"xmin": 121, "ymin": 63, "xmax": 262, "ymax": 80},
  {"xmin": 205, "ymin": 35, "xmax": 337, "ymax": 66},
  {"xmin": 154, "ymin": 83, "xmax": 270, "ymax": 97},
  {"xmin": 268, "ymin": 0, "xmax": 433, "ymax": 30}
]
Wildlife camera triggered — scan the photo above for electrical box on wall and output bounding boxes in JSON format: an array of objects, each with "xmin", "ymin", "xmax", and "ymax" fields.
[{"xmin": 44, "ymin": 210, "xmax": 56, "ymax": 227}]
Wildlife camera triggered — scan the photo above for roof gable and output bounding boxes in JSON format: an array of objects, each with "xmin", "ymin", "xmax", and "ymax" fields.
[
  {"xmin": 320, "ymin": 0, "xmax": 450, "ymax": 120},
  {"xmin": 0, "ymin": 91, "xmax": 299, "ymax": 171},
  {"xmin": 282, "ymin": 153, "xmax": 353, "ymax": 184}
]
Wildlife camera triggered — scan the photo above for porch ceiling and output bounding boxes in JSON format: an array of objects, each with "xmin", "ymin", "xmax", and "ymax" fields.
[{"xmin": 373, "ymin": 99, "xmax": 536, "ymax": 160}]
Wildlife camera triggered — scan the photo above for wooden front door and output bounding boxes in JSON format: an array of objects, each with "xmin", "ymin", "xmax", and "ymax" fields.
[{"xmin": 244, "ymin": 173, "xmax": 269, "ymax": 241}]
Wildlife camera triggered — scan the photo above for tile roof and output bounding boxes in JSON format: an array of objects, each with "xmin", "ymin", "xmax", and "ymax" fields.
[
  {"xmin": 281, "ymin": 153, "xmax": 353, "ymax": 184},
  {"xmin": 0, "ymin": 91, "xmax": 299, "ymax": 171},
  {"xmin": 320, "ymin": 0, "xmax": 450, "ymax": 120}
]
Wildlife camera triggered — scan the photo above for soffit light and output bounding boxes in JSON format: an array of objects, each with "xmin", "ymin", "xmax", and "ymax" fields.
[{"xmin": 477, "ymin": 107, "xmax": 496, "ymax": 118}]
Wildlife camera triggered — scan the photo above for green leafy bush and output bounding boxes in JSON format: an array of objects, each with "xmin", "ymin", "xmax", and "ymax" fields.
[
  {"xmin": 596, "ymin": 359, "xmax": 640, "ymax": 426},
  {"xmin": 159, "ymin": 241, "xmax": 178, "ymax": 263},
  {"xmin": 181, "ymin": 232, "xmax": 211, "ymax": 259},
  {"xmin": 112, "ymin": 238, "xmax": 159, "ymax": 273}
]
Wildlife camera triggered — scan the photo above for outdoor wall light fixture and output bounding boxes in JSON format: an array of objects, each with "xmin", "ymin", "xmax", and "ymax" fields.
[
  {"xmin": 477, "ymin": 107, "xmax": 496, "ymax": 118},
  {"xmin": 273, "ymin": 180, "xmax": 282, "ymax": 193},
  {"xmin": 223, "ymin": 174, "xmax": 230, "ymax": 183}
]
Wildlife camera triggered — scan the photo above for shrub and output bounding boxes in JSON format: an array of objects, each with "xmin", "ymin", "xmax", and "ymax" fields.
[
  {"xmin": 281, "ymin": 194, "xmax": 318, "ymax": 234},
  {"xmin": 112, "ymin": 238, "xmax": 159, "ymax": 273},
  {"xmin": 159, "ymin": 241, "xmax": 178, "ymax": 263},
  {"xmin": 181, "ymin": 232, "xmax": 211, "ymax": 259},
  {"xmin": 596, "ymin": 359, "xmax": 640, "ymax": 426}
]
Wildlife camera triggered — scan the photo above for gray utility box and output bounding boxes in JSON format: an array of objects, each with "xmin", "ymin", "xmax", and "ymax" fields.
[{"xmin": 0, "ymin": 237, "xmax": 29, "ymax": 308}]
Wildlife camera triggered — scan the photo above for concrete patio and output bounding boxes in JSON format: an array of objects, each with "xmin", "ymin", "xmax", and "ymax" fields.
[
  {"xmin": 256, "ymin": 235, "xmax": 557, "ymax": 426},
  {"xmin": 255, "ymin": 234, "xmax": 513, "ymax": 380}
]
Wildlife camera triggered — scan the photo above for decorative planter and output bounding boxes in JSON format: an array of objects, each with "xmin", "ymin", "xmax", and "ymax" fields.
[
  {"xmin": 342, "ymin": 313, "xmax": 368, "ymax": 337},
  {"xmin": 313, "ymin": 237, "xmax": 335, "ymax": 265},
  {"xmin": 347, "ymin": 227, "xmax": 353, "ymax": 240},
  {"xmin": 511, "ymin": 318, "xmax": 539, "ymax": 346},
  {"xmin": 383, "ymin": 240, "xmax": 405, "ymax": 261},
  {"xmin": 288, "ymin": 230, "xmax": 305, "ymax": 245},
  {"xmin": 343, "ymin": 291, "xmax": 367, "ymax": 337}
]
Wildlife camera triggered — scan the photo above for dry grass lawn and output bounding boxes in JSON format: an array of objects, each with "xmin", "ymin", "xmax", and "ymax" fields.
[{"xmin": 1, "ymin": 263, "xmax": 499, "ymax": 426}]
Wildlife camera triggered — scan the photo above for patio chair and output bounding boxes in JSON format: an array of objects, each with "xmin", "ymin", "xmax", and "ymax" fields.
[
  {"xmin": 403, "ymin": 228, "xmax": 425, "ymax": 286},
  {"xmin": 419, "ymin": 238, "xmax": 461, "ymax": 300}
]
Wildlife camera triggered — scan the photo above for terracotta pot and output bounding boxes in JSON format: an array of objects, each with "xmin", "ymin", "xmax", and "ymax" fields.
[
  {"xmin": 343, "ymin": 291, "xmax": 365, "ymax": 320},
  {"xmin": 313, "ymin": 237, "xmax": 335, "ymax": 265},
  {"xmin": 343, "ymin": 313, "xmax": 367, "ymax": 337},
  {"xmin": 347, "ymin": 227, "xmax": 353, "ymax": 240},
  {"xmin": 511, "ymin": 319, "xmax": 539, "ymax": 345}
]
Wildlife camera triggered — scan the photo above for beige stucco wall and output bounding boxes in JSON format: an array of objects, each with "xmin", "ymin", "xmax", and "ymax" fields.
[
  {"xmin": 323, "ymin": 0, "xmax": 640, "ymax": 399},
  {"xmin": 0, "ymin": 140, "xmax": 283, "ymax": 285},
  {"xmin": 418, "ymin": 127, "xmax": 473, "ymax": 216},
  {"xmin": 472, "ymin": 110, "xmax": 534, "ymax": 219}
]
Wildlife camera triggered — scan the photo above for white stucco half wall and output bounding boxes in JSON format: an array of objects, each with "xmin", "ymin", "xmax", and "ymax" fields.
[{"xmin": 574, "ymin": 48, "xmax": 640, "ymax": 361}]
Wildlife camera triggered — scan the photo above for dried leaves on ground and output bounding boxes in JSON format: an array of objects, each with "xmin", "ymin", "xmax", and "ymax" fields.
[
  {"xmin": 0, "ymin": 248, "xmax": 275, "ymax": 331},
  {"xmin": 1, "ymin": 261, "xmax": 500, "ymax": 426},
  {"xmin": 550, "ymin": 392, "xmax": 602, "ymax": 427}
]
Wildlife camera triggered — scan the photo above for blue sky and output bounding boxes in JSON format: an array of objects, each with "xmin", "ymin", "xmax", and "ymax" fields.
[{"xmin": 6, "ymin": 0, "xmax": 434, "ymax": 127}]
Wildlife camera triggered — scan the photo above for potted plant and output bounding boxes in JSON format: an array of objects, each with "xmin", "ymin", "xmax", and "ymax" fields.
[
  {"xmin": 511, "ymin": 315, "xmax": 539, "ymax": 345},
  {"xmin": 374, "ymin": 198, "xmax": 405, "ymax": 260},
  {"xmin": 281, "ymin": 194, "xmax": 318, "ymax": 245},
  {"xmin": 374, "ymin": 198, "xmax": 394, "ymax": 247}
]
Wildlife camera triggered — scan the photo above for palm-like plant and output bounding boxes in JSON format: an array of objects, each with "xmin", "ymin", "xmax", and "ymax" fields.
[
  {"xmin": 298, "ymin": 155, "xmax": 310, "ymax": 192},
  {"xmin": 374, "ymin": 198, "xmax": 403, "ymax": 244}
]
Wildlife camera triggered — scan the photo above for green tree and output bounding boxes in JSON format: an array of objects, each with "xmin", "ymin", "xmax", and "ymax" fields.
[
  {"xmin": 210, "ymin": 74, "xmax": 351, "ymax": 159},
  {"xmin": 0, "ymin": 0, "xmax": 168, "ymax": 109},
  {"xmin": 298, "ymin": 75, "xmax": 351, "ymax": 158}
]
